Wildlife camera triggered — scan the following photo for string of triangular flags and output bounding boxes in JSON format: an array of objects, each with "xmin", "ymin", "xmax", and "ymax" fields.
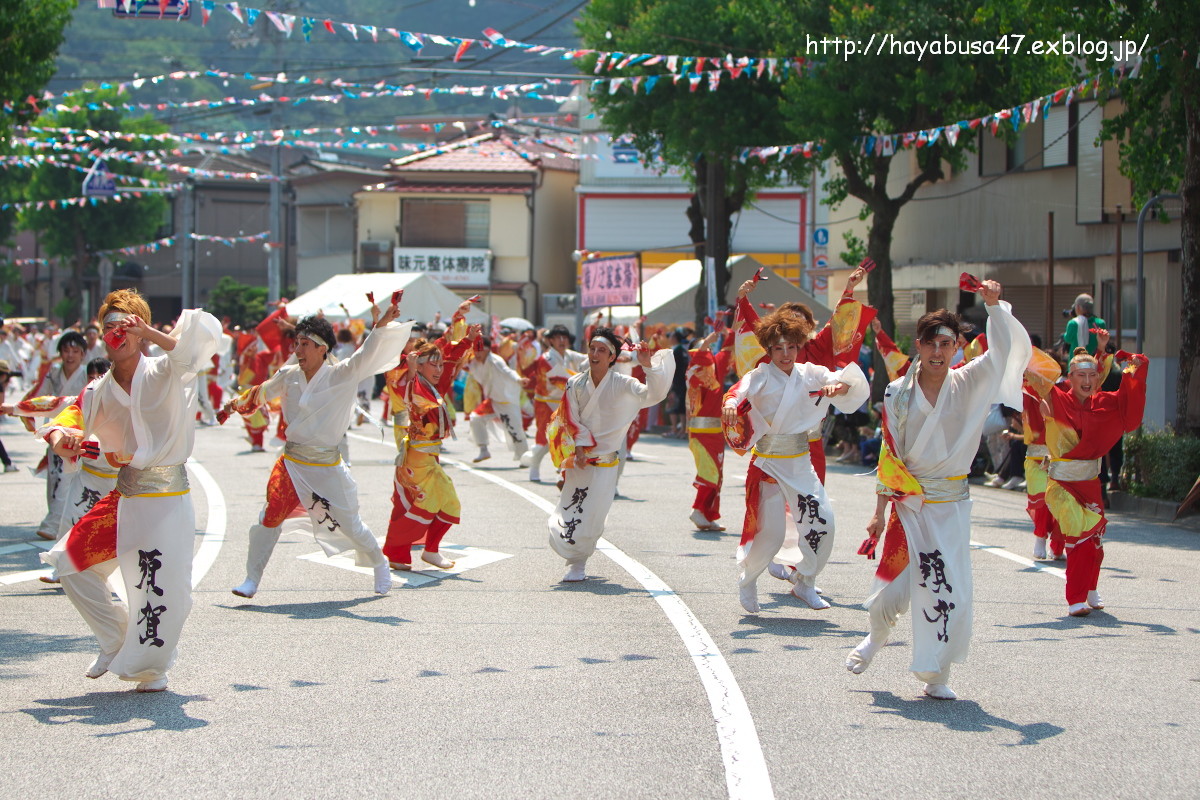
[
  {"xmin": 185, "ymin": 2, "xmax": 811, "ymax": 79},
  {"xmin": 4, "ymin": 143, "xmax": 281, "ymax": 180},
  {"xmin": 97, "ymin": 229, "xmax": 269, "ymax": 257},
  {"xmin": 739, "ymin": 60, "xmax": 1140, "ymax": 163},
  {"xmin": 13, "ymin": 114, "xmax": 574, "ymax": 146},
  {"xmin": 0, "ymin": 191, "xmax": 157, "ymax": 213}
]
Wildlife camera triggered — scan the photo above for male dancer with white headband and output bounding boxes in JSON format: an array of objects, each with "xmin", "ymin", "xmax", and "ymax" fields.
[
  {"xmin": 848, "ymin": 280, "xmax": 1030, "ymax": 700},
  {"xmin": 225, "ymin": 301, "xmax": 412, "ymax": 598},
  {"xmin": 546, "ymin": 327, "xmax": 674, "ymax": 581},
  {"xmin": 722, "ymin": 306, "xmax": 869, "ymax": 614},
  {"xmin": 42, "ymin": 290, "xmax": 222, "ymax": 693}
]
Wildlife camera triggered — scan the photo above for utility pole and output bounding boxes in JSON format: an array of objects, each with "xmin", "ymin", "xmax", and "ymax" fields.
[
  {"xmin": 181, "ymin": 179, "xmax": 195, "ymax": 308},
  {"xmin": 266, "ymin": 1, "xmax": 291, "ymax": 304}
]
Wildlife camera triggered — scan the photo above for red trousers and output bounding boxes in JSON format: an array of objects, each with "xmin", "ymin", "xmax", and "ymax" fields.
[{"xmin": 1065, "ymin": 535, "xmax": 1104, "ymax": 605}]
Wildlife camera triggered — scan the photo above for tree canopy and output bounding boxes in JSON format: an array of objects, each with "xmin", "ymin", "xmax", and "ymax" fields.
[
  {"xmin": 577, "ymin": 0, "xmax": 797, "ymax": 322},
  {"xmin": 1084, "ymin": 2, "xmax": 1200, "ymax": 431},
  {"xmin": 17, "ymin": 88, "xmax": 170, "ymax": 323}
]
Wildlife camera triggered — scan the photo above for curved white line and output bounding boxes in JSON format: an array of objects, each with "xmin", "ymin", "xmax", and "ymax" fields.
[
  {"xmin": 348, "ymin": 431, "xmax": 774, "ymax": 800},
  {"xmin": 187, "ymin": 458, "xmax": 227, "ymax": 588}
]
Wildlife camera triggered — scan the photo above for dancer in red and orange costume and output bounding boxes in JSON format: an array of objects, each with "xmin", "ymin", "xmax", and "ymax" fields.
[
  {"xmin": 1022, "ymin": 348, "xmax": 1068, "ymax": 560},
  {"xmin": 685, "ymin": 329, "xmax": 734, "ymax": 531},
  {"xmin": 1041, "ymin": 338, "xmax": 1148, "ymax": 617},
  {"xmin": 383, "ymin": 321, "xmax": 480, "ymax": 570}
]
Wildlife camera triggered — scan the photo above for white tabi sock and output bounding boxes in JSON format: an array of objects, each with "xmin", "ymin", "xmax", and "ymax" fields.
[
  {"xmin": 923, "ymin": 683, "xmax": 957, "ymax": 700},
  {"xmin": 374, "ymin": 562, "xmax": 393, "ymax": 595},
  {"xmin": 845, "ymin": 633, "xmax": 888, "ymax": 674},
  {"xmin": 1033, "ymin": 537, "xmax": 1048, "ymax": 560},
  {"xmin": 739, "ymin": 581, "xmax": 760, "ymax": 614},
  {"xmin": 562, "ymin": 562, "xmax": 587, "ymax": 582}
]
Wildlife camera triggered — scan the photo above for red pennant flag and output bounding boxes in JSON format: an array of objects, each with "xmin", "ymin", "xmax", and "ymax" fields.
[
  {"xmin": 959, "ymin": 272, "xmax": 983, "ymax": 292},
  {"xmin": 323, "ymin": 19, "xmax": 335, "ymax": 35},
  {"xmin": 454, "ymin": 40, "xmax": 472, "ymax": 62}
]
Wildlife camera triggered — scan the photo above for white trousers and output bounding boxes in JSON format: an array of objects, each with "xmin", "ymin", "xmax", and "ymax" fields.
[
  {"xmin": 470, "ymin": 400, "xmax": 527, "ymax": 456},
  {"xmin": 737, "ymin": 474, "xmax": 836, "ymax": 589},
  {"xmin": 863, "ymin": 498, "xmax": 973, "ymax": 684},
  {"xmin": 57, "ymin": 493, "xmax": 196, "ymax": 682},
  {"xmin": 547, "ymin": 462, "xmax": 619, "ymax": 566},
  {"xmin": 38, "ymin": 451, "xmax": 67, "ymax": 537}
]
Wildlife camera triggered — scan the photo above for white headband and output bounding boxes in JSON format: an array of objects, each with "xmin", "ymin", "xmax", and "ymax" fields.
[
  {"xmin": 103, "ymin": 312, "xmax": 130, "ymax": 325},
  {"xmin": 590, "ymin": 336, "xmax": 617, "ymax": 355},
  {"xmin": 298, "ymin": 331, "xmax": 328, "ymax": 349},
  {"xmin": 1069, "ymin": 358, "xmax": 1098, "ymax": 373},
  {"xmin": 935, "ymin": 325, "xmax": 955, "ymax": 339}
]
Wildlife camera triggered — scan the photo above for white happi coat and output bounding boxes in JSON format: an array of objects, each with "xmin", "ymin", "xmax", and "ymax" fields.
[
  {"xmin": 35, "ymin": 362, "xmax": 90, "ymax": 534},
  {"xmin": 43, "ymin": 310, "xmax": 222, "ymax": 682},
  {"xmin": 869, "ymin": 301, "xmax": 1030, "ymax": 680},
  {"xmin": 255, "ymin": 320, "xmax": 413, "ymax": 557},
  {"xmin": 466, "ymin": 351, "xmax": 528, "ymax": 450},
  {"xmin": 548, "ymin": 351, "xmax": 674, "ymax": 565},
  {"xmin": 726, "ymin": 360, "xmax": 869, "ymax": 583}
]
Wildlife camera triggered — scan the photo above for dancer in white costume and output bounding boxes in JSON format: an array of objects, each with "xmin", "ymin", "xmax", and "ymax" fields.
[
  {"xmin": 26, "ymin": 330, "xmax": 89, "ymax": 540},
  {"xmin": 546, "ymin": 328, "xmax": 673, "ymax": 581},
  {"xmin": 42, "ymin": 290, "xmax": 223, "ymax": 693},
  {"xmin": 464, "ymin": 335, "xmax": 530, "ymax": 463},
  {"xmin": 721, "ymin": 307, "xmax": 869, "ymax": 614},
  {"xmin": 525, "ymin": 325, "xmax": 587, "ymax": 482},
  {"xmin": 226, "ymin": 302, "xmax": 412, "ymax": 599},
  {"xmin": 846, "ymin": 280, "xmax": 1030, "ymax": 700}
]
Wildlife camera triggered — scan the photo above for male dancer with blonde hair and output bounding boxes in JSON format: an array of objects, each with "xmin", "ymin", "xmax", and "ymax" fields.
[{"xmin": 42, "ymin": 290, "xmax": 222, "ymax": 692}]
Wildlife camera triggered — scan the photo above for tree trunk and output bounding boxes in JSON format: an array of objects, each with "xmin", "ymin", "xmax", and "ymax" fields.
[
  {"xmin": 866, "ymin": 201, "xmax": 900, "ymax": 400},
  {"xmin": 1176, "ymin": 95, "xmax": 1200, "ymax": 435}
]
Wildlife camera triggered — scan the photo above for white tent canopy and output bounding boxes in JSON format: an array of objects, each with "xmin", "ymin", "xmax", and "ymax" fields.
[
  {"xmin": 287, "ymin": 273, "xmax": 488, "ymax": 326},
  {"xmin": 603, "ymin": 256, "xmax": 833, "ymax": 328}
]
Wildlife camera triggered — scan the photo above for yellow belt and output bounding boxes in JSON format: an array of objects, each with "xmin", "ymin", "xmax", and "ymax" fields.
[{"xmin": 82, "ymin": 462, "xmax": 119, "ymax": 480}]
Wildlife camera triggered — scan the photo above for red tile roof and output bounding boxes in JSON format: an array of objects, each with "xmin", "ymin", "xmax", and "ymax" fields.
[
  {"xmin": 363, "ymin": 182, "xmax": 532, "ymax": 195},
  {"xmin": 387, "ymin": 133, "xmax": 577, "ymax": 174}
]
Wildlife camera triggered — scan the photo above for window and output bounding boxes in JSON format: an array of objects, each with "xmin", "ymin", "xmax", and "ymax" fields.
[
  {"xmin": 978, "ymin": 104, "xmax": 1077, "ymax": 178},
  {"xmin": 298, "ymin": 206, "xmax": 354, "ymax": 257},
  {"xmin": 400, "ymin": 199, "xmax": 489, "ymax": 248}
]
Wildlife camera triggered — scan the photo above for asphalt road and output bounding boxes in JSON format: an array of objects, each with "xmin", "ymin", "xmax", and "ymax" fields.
[{"xmin": 1, "ymin": 409, "xmax": 1198, "ymax": 799}]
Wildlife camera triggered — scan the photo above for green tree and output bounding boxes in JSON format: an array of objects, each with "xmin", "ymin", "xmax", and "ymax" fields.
[
  {"xmin": 0, "ymin": 0, "xmax": 75, "ymax": 244},
  {"xmin": 766, "ymin": 0, "xmax": 1077, "ymax": 393},
  {"xmin": 207, "ymin": 275, "xmax": 268, "ymax": 329},
  {"xmin": 577, "ymin": 0, "xmax": 796, "ymax": 326},
  {"xmin": 1088, "ymin": 4, "xmax": 1200, "ymax": 433},
  {"xmin": 17, "ymin": 87, "xmax": 169, "ymax": 324}
]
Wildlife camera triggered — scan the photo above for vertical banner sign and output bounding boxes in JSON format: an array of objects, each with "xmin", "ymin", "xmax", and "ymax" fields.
[{"xmin": 581, "ymin": 254, "xmax": 640, "ymax": 308}]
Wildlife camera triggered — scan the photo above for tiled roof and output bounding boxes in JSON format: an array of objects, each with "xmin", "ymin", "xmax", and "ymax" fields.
[
  {"xmin": 387, "ymin": 133, "xmax": 577, "ymax": 174},
  {"xmin": 362, "ymin": 182, "xmax": 531, "ymax": 195}
]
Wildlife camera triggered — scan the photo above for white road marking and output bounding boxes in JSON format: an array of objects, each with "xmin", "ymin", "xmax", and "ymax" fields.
[
  {"xmin": 0, "ymin": 541, "xmax": 54, "ymax": 585},
  {"xmin": 298, "ymin": 543, "xmax": 511, "ymax": 587},
  {"xmin": 187, "ymin": 458, "xmax": 227, "ymax": 588},
  {"xmin": 348, "ymin": 430, "xmax": 774, "ymax": 800},
  {"xmin": 970, "ymin": 541, "xmax": 1066, "ymax": 580}
]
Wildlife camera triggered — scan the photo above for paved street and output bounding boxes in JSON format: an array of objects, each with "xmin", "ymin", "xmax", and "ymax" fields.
[{"xmin": 1, "ymin": 410, "xmax": 1198, "ymax": 799}]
